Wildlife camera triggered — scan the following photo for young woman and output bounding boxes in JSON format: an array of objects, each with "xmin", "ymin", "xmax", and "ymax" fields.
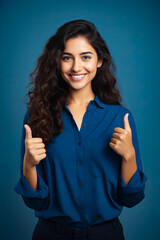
[{"xmin": 14, "ymin": 19, "xmax": 147, "ymax": 240}]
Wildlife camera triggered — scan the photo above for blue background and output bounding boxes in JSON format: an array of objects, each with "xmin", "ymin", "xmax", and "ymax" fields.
[{"xmin": 1, "ymin": 0, "xmax": 159, "ymax": 239}]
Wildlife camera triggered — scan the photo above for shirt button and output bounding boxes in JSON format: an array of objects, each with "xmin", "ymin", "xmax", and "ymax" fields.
[
  {"xmin": 79, "ymin": 183, "xmax": 83, "ymax": 187},
  {"xmin": 78, "ymin": 142, "xmax": 81, "ymax": 145},
  {"xmin": 78, "ymin": 161, "xmax": 82, "ymax": 166},
  {"xmin": 83, "ymin": 124, "xmax": 86, "ymax": 127}
]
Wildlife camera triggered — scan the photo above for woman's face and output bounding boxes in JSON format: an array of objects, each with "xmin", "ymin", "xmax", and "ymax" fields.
[{"xmin": 60, "ymin": 35, "xmax": 102, "ymax": 91}]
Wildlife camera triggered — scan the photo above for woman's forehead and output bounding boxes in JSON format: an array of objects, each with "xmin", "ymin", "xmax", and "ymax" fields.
[{"xmin": 64, "ymin": 36, "xmax": 96, "ymax": 53}]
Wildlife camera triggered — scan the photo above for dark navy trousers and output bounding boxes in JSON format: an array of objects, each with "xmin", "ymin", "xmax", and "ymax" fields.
[{"xmin": 32, "ymin": 217, "xmax": 125, "ymax": 240}]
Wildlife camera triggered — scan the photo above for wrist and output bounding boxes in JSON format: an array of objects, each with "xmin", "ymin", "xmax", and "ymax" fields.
[
  {"xmin": 23, "ymin": 157, "xmax": 36, "ymax": 172},
  {"xmin": 23, "ymin": 163, "xmax": 36, "ymax": 178},
  {"xmin": 122, "ymin": 147, "xmax": 136, "ymax": 163}
]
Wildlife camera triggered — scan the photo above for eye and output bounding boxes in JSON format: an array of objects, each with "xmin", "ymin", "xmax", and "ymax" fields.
[
  {"xmin": 82, "ymin": 56, "xmax": 91, "ymax": 60},
  {"xmin": 62, "ymin": 56, "xmax": 71, "ymax": 61}
]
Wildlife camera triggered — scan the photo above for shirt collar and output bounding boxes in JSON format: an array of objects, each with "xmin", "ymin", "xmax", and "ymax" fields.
[
  {"xmin": 93, "ymin": 95, "xmax": 105, "ymax": 109},
  {"xmin": 64, "ymin": 94, "xmax": 105, "ymax": 109}
]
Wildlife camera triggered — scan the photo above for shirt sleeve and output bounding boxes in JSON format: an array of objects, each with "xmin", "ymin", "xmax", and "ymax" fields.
[
  {"xmin": 13, "ymin": 111, "xmax": 49, "ymax": 211},
  {"xmin": 117, "ymin": 110, "xmax": 148, "ymax": 208}
]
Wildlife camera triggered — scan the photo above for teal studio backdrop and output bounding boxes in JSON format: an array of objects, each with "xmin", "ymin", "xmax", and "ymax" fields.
[{"xmin": 1, "ymin": 0, "xmax": 159, "ymax": 239}]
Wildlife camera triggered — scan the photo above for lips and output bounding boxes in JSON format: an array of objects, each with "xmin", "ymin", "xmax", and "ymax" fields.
[{"xmin": 69, "ymin": 74, "xmax": 87, "ymax": 81}]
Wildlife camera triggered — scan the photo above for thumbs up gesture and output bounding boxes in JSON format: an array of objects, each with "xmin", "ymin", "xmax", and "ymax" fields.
[
  {"xmin": 23, "ymin": 124, "xmax": 47, "ymax": 169},
  {"xmin": 109, "ymin": 113, "xmax": 135, "ymax": 161}
]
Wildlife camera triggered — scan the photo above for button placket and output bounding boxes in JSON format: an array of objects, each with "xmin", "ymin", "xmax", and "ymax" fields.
[
  {"xmin": 76, "ymin": 132, "xmax": 86, "ymax": 217},
  {"xmin": 65, "ymin": 102, "xmax": 95, "ymax": 219}
]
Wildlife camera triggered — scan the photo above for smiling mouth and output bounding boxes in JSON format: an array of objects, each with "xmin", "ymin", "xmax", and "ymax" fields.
[{"xmin": 69, "ymin": 74, "xmax": 87, "ymax": 80}]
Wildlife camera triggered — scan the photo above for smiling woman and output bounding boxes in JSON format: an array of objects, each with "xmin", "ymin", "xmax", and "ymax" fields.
[
  {"xmin": 60, "ymin": 36, "xmax": 103, "ymax": 95},
  {"xmin": 14, "ymin": 19, "xmax": 147, "ymax": 240}
]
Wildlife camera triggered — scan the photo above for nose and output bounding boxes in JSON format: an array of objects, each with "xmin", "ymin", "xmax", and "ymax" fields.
[{"xmin": 71, "ymin": 58, "xmax": 82, "ymax": 72}]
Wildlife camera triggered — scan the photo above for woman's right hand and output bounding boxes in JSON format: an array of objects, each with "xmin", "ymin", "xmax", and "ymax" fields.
[{"xmin": 23, "ymin": 124, "xmax": 47, "ymax": 169}]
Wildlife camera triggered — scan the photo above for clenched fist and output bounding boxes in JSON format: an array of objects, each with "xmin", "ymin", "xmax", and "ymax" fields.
[
  {"xmin": 23, "ymin": 124, "xmax": 47, "ymax": 169},
  {"xmin": 109, "ymin": 113, "xmax": 135, "ymax": 161}
]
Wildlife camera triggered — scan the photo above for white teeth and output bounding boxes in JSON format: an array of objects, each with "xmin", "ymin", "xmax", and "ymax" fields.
[{"xmin": 71, "ymin": 74, "xmax": 85, "ymax": 78}]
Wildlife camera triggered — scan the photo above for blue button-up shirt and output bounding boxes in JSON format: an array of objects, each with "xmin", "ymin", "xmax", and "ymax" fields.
[{"xmin": 14, "ymin": 95, "xmax": 147, "ymax": 227}]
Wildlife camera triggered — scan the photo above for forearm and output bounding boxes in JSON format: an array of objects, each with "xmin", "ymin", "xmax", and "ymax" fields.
[
  {"xmin": 15, "ymin": 160, "xmax": 48, "ymax": 211},
  {"xmin": 23, "ymin": 161, "xmax": 38, "ymax": 191},
  {"xmin": 121, "ymin": 149, "xmax": 137, "ymax": 185}
]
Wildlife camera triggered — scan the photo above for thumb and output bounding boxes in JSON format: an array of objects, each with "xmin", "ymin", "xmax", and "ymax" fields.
[
  {"xmin": 24, "ymin": 124, "xmax": 32, "ymax": 139},
  {"xmin": 123, "ymin": 113, "xmax": 131, "ymax": 131}
]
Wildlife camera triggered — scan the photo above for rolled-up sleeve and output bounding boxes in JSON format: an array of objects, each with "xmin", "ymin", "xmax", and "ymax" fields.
[
  {"xmin": 13, "ymin": 111, "xmax": 49, "ymax": 211},
  {"xmin": 117, "ymin": 110, "xmax": 148, "ymax": 208}
]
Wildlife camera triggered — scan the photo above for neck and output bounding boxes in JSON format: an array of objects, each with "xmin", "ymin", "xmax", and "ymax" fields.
[{"xmin": 66, "ymin": 87, "xmax": 95, "ymax": 105}]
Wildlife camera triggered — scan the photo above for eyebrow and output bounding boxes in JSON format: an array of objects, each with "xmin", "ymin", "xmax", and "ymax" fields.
[{"xmin": 62, "ymin": 51, "xmax": 93, "ymax": 56}]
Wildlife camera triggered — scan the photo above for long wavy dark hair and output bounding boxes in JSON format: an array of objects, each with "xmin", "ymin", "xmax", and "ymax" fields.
[{"xmin": 23, "ymin": 19, "xmax": 124, "ymax": 146}]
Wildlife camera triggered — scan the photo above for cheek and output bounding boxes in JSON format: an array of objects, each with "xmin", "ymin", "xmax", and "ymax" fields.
[
  {"xmin": 86, "ymin": 61, "xmax": 98, "ymax": 72},
  {"xmin": 60, "ymin": 62, "xmax": 69, "ymax": 73}
]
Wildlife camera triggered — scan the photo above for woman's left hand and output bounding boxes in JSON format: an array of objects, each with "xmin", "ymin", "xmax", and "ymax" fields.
[{"xmin": 109, "ymin": 113, "xmax": 135, "ymax": 161}]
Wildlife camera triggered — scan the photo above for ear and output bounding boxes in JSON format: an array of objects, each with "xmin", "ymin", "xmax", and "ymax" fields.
[{"xmin": 97, "ymin": 59, "xmax": 103, "ymax": 68}]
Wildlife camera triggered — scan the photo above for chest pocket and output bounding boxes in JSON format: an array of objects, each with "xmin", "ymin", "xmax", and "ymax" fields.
[{"xmin": 89, "ymin": 132, "xmax": 122, "ymax": 185}]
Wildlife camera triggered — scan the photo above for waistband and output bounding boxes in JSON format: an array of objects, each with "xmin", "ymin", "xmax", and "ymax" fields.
[{"xmin": 38, "ymin": 217, "xmax": 120, "ymax": 238}]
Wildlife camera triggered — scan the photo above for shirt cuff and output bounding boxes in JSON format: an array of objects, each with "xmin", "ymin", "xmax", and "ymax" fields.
[
  {"xmin": 119, "ymin": 168, "xmax": 148, "ymax": 192},
  {"xmin": 13, "ymin": 172, "xmax": 48, "ymax": 198}
]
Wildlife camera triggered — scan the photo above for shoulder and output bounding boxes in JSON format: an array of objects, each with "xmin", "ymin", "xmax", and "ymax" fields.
[
  {"xmin": 102, "ymin": 103, "xmax": 136, "ymax": 123},
  {"xmin": 103, "ymin": 103, "xmax": 132, "ymax": 115}
]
